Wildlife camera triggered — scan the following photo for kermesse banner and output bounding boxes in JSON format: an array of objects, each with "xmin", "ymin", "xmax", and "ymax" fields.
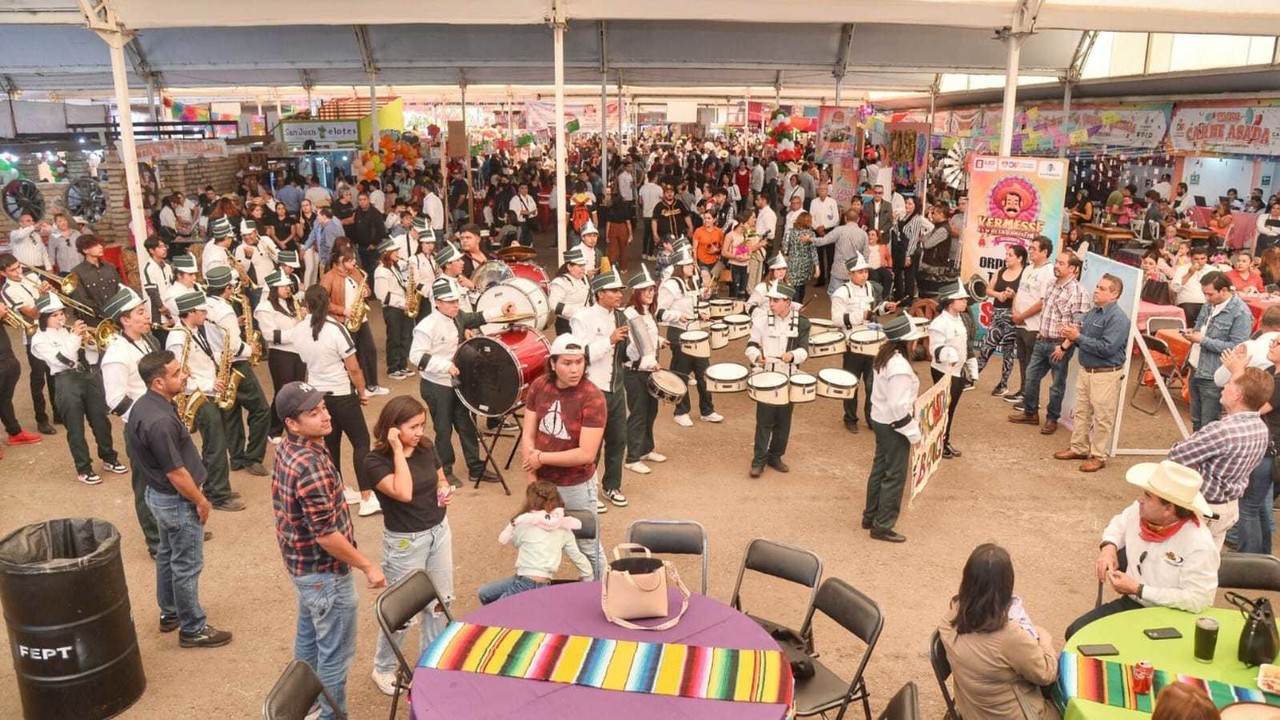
[
  {"xmin": 960, "ymin": 155, "xmax": 1069, "ymax": 283},
  {"xmin": 908, "ymin": 376, "xmax": 951, "ymax": 506}
]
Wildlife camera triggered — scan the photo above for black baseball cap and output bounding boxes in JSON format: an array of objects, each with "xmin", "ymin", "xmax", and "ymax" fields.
[{"xmin": 276, "ymin": 381, "xmax": 325, "ymax": 421}]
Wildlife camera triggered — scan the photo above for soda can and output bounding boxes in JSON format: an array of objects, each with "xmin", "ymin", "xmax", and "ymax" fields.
[{"xmin": 1131, "ymin": 660, "xmax": 1154, "ymax": 695}]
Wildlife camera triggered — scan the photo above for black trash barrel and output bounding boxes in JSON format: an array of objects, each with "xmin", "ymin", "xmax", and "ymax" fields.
[{"xmin": 0, "ymin": 518, "xmax": 146, "ymax": 719}]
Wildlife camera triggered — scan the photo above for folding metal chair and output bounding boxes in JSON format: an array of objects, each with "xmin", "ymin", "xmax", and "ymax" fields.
[
  {"xmin": 793, "ymin": 577, "xmax": 884, "ymax": 720},
  {"xmin": 550, "ymin": 508, "xmax": 598, "ymax": 584},
  {"xmin": 374, "ymin": 570, "xmax": 454, "ymax": 720},
  {"xmin": 1129, "ymin": 332, "xmax": 1185, "ymax": 415},
  {"xmin": 625, "ymin": 519, "xmax": 709, "ymax": 594},
  {"xmin": 262, "ymin": 660, "xmax": 346, "ymax": 720},
  {"xmin": 1219, "ymin": 553, "xmax": 1280, "ymax": 592},
  {"xmin": 730, "ymin": 538, "xmax": 823, "ymax": 651},
  {"xmin": 929, "ymin": 630, "xmax": 960, "ymax": 720},
  {"xmin": 877, "ymin": 682, "xmax": 920, "ymax": 720}
]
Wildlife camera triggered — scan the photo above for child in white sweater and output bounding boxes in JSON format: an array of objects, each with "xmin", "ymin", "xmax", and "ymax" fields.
[{"xmin": 477, "ymin": 481, "xmax": 594, "ymax": 604}]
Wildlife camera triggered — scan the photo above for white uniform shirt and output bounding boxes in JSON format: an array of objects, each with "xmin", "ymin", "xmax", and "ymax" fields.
[
  {"xmin": 373, "ymin": 264, "xmax": 408, "ymax": 310},
  {"xmin": 1, "ymin": 274, "xmax": 41, "ymax": 346},
  {"xmin": 928, "ymin": 310, "xmax": 968, "ymax": 377},
  {"xmin": 745, "ymin": 310, "xmax": 807, "ymax": 374},
  {"xmin": 407, "ymin": 307, "xmax": 501, "ymax": 388},
  {"xmin": 202, "ymin": 242, "xmax": 232, "ymax": 274},
  {"xmin": 165, "ymin": 323, "xmax": 222, "ymax": 395},
  {"xmin": 572, "ymin": 304, "xmax": 623, "ymax": 391},
  {"xmin": 101, "ymin": 332, "xmax": 157, "ymax": 421},
  {"xmin": 870, "ymin": 353, "xmax": 921, "ymax": 442},
  {"xmin": 509, "ymin": 194, "xmax": 537, "ymax": 223},
  {"xmin": 657, "ymin": 277, "xmax": 700, "ymax": 330},
  {"xmin": 291, "ymin": 319, "xmax": 357, "ymax": 396},
  {"xmin": 31, "ymin": 327, "xmax": 98, "ymax": 375},
  {"xmin": 234, "ymin": 238, "xmax": 278, "ymax": 285},
  {"xmin": 408, "ymin": 253, "xmax": 437, "ymax": 296},
  {"xmin": 548, "ymin": 274, "xmax": 590, "ymax": 320},
  {"xmin": 423, "ymin": 193, "xmax": 445, "ymax": 229},
  {"xmin": 206, "ymin": 295, "xmax": 249, "ymax": 360},
  {"xmin": 141, "ymin": 257, "xmax": 174, "ymax": 313},
  {"xmin": 831, "ymin": 281, "xmax": 883, "ymax": 331},
  {"xmin": 255, "ymin": 297, "xmax": 303, "ymax": 354},
  {"xmin": 1012, "ymin": 261, "xmax": 1055, "ymax": 332},
  {"xmin": 1101, "ymin": 501, "xmax": 1219, "ymax": 612},
  {"xmin": 163, "ymin": 280, "xmax": 199, "ymax": 320}
]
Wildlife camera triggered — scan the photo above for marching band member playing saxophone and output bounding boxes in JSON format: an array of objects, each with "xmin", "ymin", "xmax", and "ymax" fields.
[
  {"xmin": 276, "ymin": 250, "xmax": 304, "ymax": 294},
  {"xmin": 745, "ymin": 280, "xmax": 811, "ymax": 478},
  {"xmin": 30, "ymin": 294, "xmax": 125, "ymax": 485},
  {"xmin": 406, "ymin": 220, "xmax": 438, "ymax": 310},
  {"xmin": 163, "ymin": 255, "xmax": 201, "ymax": 320},
  {"xmin": 255, "ymin": 270, "xmax": 306, "ymax": 444},
  {"xmin": 320, "ymin": 243, "xmax": 387, "ymax": 396},
  {"xmin": 203, "ymin": 267, "xmax": 270, "ymax": 477},
  {"xmin": 165, "ymin": 290, "xmax": 243, "ymax": 512},
  {"xmin": 373, "ymin": 238, "xmax": 413, "ymax": 381},
  {"xmin": 657, "ymin": 247, "xmax": 722, "ymax": 428}
]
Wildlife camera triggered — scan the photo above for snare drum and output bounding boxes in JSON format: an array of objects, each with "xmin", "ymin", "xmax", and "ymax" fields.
[
  {"xmin": 454, "ymin": 327, "xmax": 550, "ymax": 417},
  {"xmin": 708, "ymin": 298, "xmax": 734, "ymax": 318},
  {"xmin": 809, "ymin": 317, "xmax": 836, "ymax": 333},
  {"xmin": 709, "ymin": 322, "xmax": 729, "ymax": 350},
  {"xmin": 789, "ymin": 373, "xmax": 817, "ymax": 403},
  {"xmin": 647, "ymin": 369, "xmax": 689, "ymax": 405},
  {"xmin": 724, "ymin": 314, "xmax": 751, "ymax": 340},
  {"xmin": 808, "ymin": 331, "xmax": 845, "ymax": 358},
  {"xmin": 747, "ymin": 371, "xmax": 790, "ymax": 406},
  {"xmin": 847, "ymin": 328, "xmax": 886, "ymax": 357},
  {"xmin": 817, "ymin": 368, "xmax": 859, "ymax": 399},
  {"xmin": 475, "ymin": 277, "xmax": 551, "ymax": 333},
  {"xmin": 706, "ymin": 362, "xmax": 749, "ymax": 392},
  {"xmin": 680, "ymin": 329, "xmax": 711, "ymax": 358}
]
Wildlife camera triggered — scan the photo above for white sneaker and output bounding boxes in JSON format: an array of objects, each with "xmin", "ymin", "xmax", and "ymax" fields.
[
  {"xmin": 687, "ymin": 375, "xmax": 696, "ymax": 386},
  {"xmin": 304, "ymin": 705, "xmax": 322, "ymax": 720},
  {"xmin": 604, "ymin": 489, "xmax": 629, "ymax": 507},
  {"xmin": 371, "ymin": 669, "xmax": 399, "ymax": 696},
  {"xmin": 642, "ymin": 452, "xmax": 667, "ymax": 463},
  {"xmin": 268, "ymin": 435, "xmax": 282, "ymax": 445},
  {"xmin": 343, "ymin": 488, "xmax": 362, "ymax": 505},
  {"xmin": 625, "ymin": 461, "xmax": 652, "ymax": 475},
  {"xmin": 367, "ymin": 385, "xmax": 390, "ymax": 396},
  {"xmin": 673, "ymin": 414, "xmax": 693, "ymax": 427},
  {"xmin": 596, "ymin": 499, "xmax": 608, "ymax": 513},
  {"xmin": 700, "ymin": 412, "xmax": 724, "ymax": 423},
  {"xmin": 359, "ymin": 495, "xmax": 383, "ymax": 517}
]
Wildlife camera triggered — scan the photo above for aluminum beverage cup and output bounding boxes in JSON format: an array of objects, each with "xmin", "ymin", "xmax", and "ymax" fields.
[
  {"xmin": 1131, "ymin": 661, "xmax": 1154, "ymax": 695},
  {"xmin": 1194, "ymin": 616, "xmax": 1219, "ymax": 663}
]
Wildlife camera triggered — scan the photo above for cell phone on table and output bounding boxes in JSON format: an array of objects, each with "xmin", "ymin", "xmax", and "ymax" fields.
[
  {"xmin": 1077, "ymin": 643, "xmax": 1120, "ymax": 657},
  {"xmin": 1144, "ymin": 627, "xmax": 1182, "ymax": 640}
]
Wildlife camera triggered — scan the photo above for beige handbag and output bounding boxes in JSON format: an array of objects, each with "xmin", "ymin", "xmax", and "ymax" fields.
[{"xmin": 601, "ymin": 543, "xmax": 690, "ymax": 631}]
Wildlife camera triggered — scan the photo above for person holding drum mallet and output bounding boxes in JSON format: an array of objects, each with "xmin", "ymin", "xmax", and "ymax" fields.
[
  {"xmin": 658, "ymin": 247, "xmax": 723, "ymax": 428},
  {"xmin": 745, "ymin": 280, "xmax": 811, "ymax": 478},
  {"xmin": 830, "ymin": 253, "xmax": 896, "ymax": 434}
]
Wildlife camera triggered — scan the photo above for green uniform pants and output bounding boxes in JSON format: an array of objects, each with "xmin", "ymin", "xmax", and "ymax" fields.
[
  {"xmin": 599, "ymin": 388, "xmax": 627, "ymax": 492},
  {"xmin": 195, "ymin": 399, "xmax": 233, "ymax": 504},
  {"xmin": 863, "ymin": 420, "xmax": 910, "ymax": 534},
  {"xmin": 222, "ymin": 360, "xmax": 269, "ymax": 469},
  {"xmin": 752, "ymin": 402, "xmax": 794, "ymax": 466},
  {"xmin": 421, "ymin": 379, "xmax": 483, "ymax": 478},
  {"xmin": 53, "ymin": 368, "xmax": 118, "ymax": 475}
]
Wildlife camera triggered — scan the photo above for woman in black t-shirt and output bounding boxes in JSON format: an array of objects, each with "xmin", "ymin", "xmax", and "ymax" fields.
[
  {"xmin": 362, "ymin": 395, "xmax": 455, "ymax": 695},
  {"xmin": 975, "ymin": 244, "xmax": 1026, "ymax": 396}
]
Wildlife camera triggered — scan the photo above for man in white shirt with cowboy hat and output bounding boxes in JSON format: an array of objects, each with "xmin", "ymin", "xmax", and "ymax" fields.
[{"xmin": 1065, "ymin": 460, "xmax": 1219, "ymax": 638}]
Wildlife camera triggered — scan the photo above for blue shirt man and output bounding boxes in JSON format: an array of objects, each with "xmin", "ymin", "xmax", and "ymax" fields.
[
  {"xmin": 304, "ymin": 209, "xmax": 345, "ymax": 269},
  {"xmin": 1187, "ymin": 272, "xmax": 1253, "ymax": 430},
  {"xmin": 276, "ymin": 180, "xmax": 304, "ymax": 214}
]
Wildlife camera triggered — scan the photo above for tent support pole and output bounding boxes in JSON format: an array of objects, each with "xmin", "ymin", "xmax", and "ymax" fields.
[
  {"xmin": 1060, "ymin": 81, "xmax": 1072, "ymax": 158},
  {"xmin": 105, "ymin": 33, "xmax": 148, "ymax": 261},
  {"xmin": 461, "ymin": 80, "xmax": 472, "ymax": 223},
  {"xmin": 999, "ymin": 32, "xmax": 1024, "ymax": 157},
  {"xmin": 369, "ymin": 73, "xmax": 378, "ymax": 145},
  {"xmin": 601, "ymin": 71, "xmax": 608, "ymax": 194},
  {"xmin": 552, "ymin": 2, "xmax": 567, "ymax": 266},
  {"xmin": 617, "ymin": 71, "xmax": 623, "ymax": 142}
]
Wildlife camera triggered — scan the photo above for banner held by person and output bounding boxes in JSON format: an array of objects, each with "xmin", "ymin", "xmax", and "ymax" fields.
[{"xmin": 908, "ymin": 376, "xmax": 952, "ymax": 505}]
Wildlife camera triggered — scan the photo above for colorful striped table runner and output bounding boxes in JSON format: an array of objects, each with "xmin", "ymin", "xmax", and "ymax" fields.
[
  {"xmin": 1057, "ymin": 651, "xmax": 1280, "ymax": 713},
  {"xmin": 419, "ymin": 621, "xmax": 795, "ymax": 706}
]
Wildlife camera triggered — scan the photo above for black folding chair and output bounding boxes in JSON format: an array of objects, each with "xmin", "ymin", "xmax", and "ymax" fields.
[
  {"xmin": 625, "ymin": 519, "xmax": 709, "ymax": 594},
  {"xmin": 374, "ymin": 569, "xmax": 454, "ymax": 720},
  {"xmin": 1219, "ymin": 553, "xmax": 1280, "ymax": 592},
  {"xmin": 262, "ymin": 660, "xmax": 346, "ymax": 720},
  {"xmin": 877, "ymin": 682, "xmax": 920, "ymax": 720},
  {"xmin": 730, "ymin": 538, "xmax": 823, "ymax": 651},
  {"xmin": 929, "ymin": 630, "xmax": 960, "ymax": 720},
  {"xmin": 550, "ymin": 509, "xmax": 597, "ymax": 584},
  {"xmin": 793, "ymin": 577, "xmax": 884, "ymax": 720}
]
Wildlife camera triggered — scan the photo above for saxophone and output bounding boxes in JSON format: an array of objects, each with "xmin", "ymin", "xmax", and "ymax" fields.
[
  {"xmin": 213, "ymin": 329, "xmax": 245, "ymax": 410},
  {"xmin": 345, "ymin": 273, "xmax": 369, "ymax": 332},
  {"xmin": 172, "ymin": 328, "xmax": 207, "ymax": 432},
  {"xmin": 233, "ymin": 289, "xmax": 262, "ymax": 366},
  {"xmin": 404, "ymin": 262, "xmax": 420, "ymax": 319}
]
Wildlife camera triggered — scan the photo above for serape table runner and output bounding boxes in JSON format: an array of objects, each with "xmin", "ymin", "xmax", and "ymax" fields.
[
  {"xmin": 420, "ymin": 621, "xmax": 795, "ymax": 706},
  {"xmin": 1057, "ymin": 651, "xmax": 1280, "ymax": 713}
]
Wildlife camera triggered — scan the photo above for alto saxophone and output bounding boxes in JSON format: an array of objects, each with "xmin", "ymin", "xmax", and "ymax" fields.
[
  {"xmin": 213, "ymin": 329, "xmax": 245, "ymax": 410},
  {"xmin": 234, "ymin": 289, "xmax": 262, "ymax": 366},
  {"xmin": 345, "ymin": 273, "xmax": 369, "ymax": 332},
  {"xmin": 404, "ymin": 262, "xmax": 420, "ymax": 319},
  {"xmin": 172, "ymin": 328, "xmax": 207, "ymax": 432}
]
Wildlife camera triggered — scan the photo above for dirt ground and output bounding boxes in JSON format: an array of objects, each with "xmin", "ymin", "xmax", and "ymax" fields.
[{"xmin": 0, "ymin": 236, "xmax": 1249, "ymax": 719}]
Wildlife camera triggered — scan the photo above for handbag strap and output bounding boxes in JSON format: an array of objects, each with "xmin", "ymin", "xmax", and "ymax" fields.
[
  {"xmin": 612, "ymin": 542, "xmax": 653, "ymax": 560},
  {"xmin": 602, "ymin": 561, "xmax": 691, "ymax": 631}
]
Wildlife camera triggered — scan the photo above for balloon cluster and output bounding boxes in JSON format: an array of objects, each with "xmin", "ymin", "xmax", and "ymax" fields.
[
  {"xmin": 351, "ymin": 132, "xmax": 423, "ymax": 181},
  {"xmin": 0, "ymin": 157, "xmax": 18, "ymax": 186},
  {"xmin": 765, "ymin": 110, "xmax": 800, "ymax": 162},
  {"xmin": 855, "ymin": 104, "xmax": 875, "ymax": 123},
  {"xmin": 42, "ymin": 153, "xmax": 67, "ymax": 183}
]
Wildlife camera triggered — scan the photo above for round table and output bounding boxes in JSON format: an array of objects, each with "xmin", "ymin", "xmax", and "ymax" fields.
[
  {"xmin": 410, "ymin": 581, "xmax": 789, "ymax": 719},
  {"xmin": 1062, "ymin": 606, "xmax": 1260, "ymax": 719}
]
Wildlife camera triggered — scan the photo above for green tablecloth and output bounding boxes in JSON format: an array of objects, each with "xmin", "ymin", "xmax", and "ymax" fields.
[{"xmin": 1062, "ymin": 606, "xmax": 1256, "ymax": 719}]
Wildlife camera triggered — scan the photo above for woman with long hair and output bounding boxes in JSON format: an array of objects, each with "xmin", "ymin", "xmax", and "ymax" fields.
[
  {"xmin": 938, "ymin": 543, "xmax": 1058, "ymax": 719},
  {"xmin": 890, "ymin": 196, "xmax": 932, "ymax": 301},
  {"xmin": 319, "ymin": 242, "xmax": 387, "ymax": 396},
  {"xmin": 862, "ymin": 314, "xmax": 924, "ymax": 542},
  {"xmin": 602, "ymin": 184, "xmax": 633, "ymax": 274},
  {"xmin": 298, "ymin": 198, "xmax": 318, "ymax": 282},
  {"xmin": 1210, "ymin": 200, "xmax": 1234, "ymax": 251},
  {"xmin": 622, "ymin": 266, "xmax": 669, "ymax": 474},
  {"xmin": 255, "ymin": 270, "xmax": 307, "ymax": 443},
  {"xmin": 289, "ymin": 284, "xmax": 379, "ymax": 516},
  {"xmin": 372, "ymin": 239, "xmax": 413, "ymax": 379},
  {"xmin": 782, "ymin": 211, "xmax": 818, "ymax": 302},
  {"xmin": 723, "ymin": 207, "xmax": 758, "ymax": 300},
  {"xmin": 364, "ymin": 395, "xmax": 455, "ymax": 696},
  {"xmin": 976, "ymin": 244, "xmax": 1027, "ymax": 397},
  {"xmin": 658, "ymin": 249, "xmax": 721, "ymax": 426}
]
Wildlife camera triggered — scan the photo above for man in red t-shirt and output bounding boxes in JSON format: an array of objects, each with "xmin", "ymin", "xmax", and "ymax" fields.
[{"xmin": 520, "ymin": 333, "xmax": 607, "ymax": 578}]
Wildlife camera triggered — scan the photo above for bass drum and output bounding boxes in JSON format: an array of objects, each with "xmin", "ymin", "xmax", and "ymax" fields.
[
  {"xmin": 471, "ymin": 260, "xmax": 514, "ymax": 292},
  {"xmin": 474, "ymin": 277, "xmax": 551, "ymax": 334},
  {"xmin": 507, "ymin": 260, "xmax": 550, "ymax": 296},
  {"xmin": 454, "ymin": 327, "xmax": 550, "ymax": 417}
]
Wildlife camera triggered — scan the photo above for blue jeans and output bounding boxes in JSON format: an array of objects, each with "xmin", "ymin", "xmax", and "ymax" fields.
[
  {"xmin": 1190, "ymin": 375, "xmax": 1224, "ymax": 431},
  {"xmin": 372, "ymin": 521, "xmax": 454, "ymax": 674},
  {"xmin": 291, "ymin": 572, "xmax": 358, "ymax": 720},
  {"xmin": 477, "ymin": 575, "xmax": 549, "ymax": 605},
  {"xmin": 145, "ymin": 487, "xmax": 207, "ymax": 635},
  {"xmin": 1020, "ymin": 339, "xmax": 1074, "ymax": 421},
  {"xmin": 554, "ymin": 475, "xmax": 604, "ymax": 581},
  {"xmin": 1237, "ymin": 455, "xmax": 1275, "ymax": 554}
]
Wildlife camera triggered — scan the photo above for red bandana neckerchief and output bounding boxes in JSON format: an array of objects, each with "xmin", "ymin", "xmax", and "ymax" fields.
[{"xmin": 1139, "ymin": 515, "xmax": 1199, "ymax": 543}]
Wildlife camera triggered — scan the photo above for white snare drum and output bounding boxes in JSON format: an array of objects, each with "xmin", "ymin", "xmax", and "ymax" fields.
[
  {"xmin": 679, "ymin": 329, "xmax": 711, "ymax": 358},
  {"xmin": 909, "ymin": 316, "xmax": 930, "ymax": 330},
  {"xmin": 647, "ymin": 369, "xmax": 689, "ymax": 405},
  {"xmin": 847, "ymin": 328, "xmax": 886, "ymax": 357},
  {"xmin": 709, "ymin": 322, "xmax": 729, "ymax": 350},
  {"xmin": 808, "ymin": 331, "xmax": 845, "ymax": 358},
  {"xmin": 747, "ymin": 371, "xmax": 790, "ymax": 406},
  {"xmin": 817, "ymin": 368, "xmax": 859, "ymax": 399},
  {"xmin": 475, "ymin": 277, "xmax": 551, "ymax": 334},
  {"xmin": 731, "ymin": 300, "xmax": 746, "ymax": 315},
  {"xmin": 708, "ymin": 299, "xmax": 734, "ymax": 318},
  {"xmin": 706, "ymin": 362, "xmax": 749, "ymax": 392},
  {"xmin": 789, "ymin": 373, "xmax": 817, "ymax": 403},
  {"xmin": 724, "ymin": 314, "xmax": 751, "ymax": 340},
  {"xmin": 809, "ymin": 317, "xmax": 836, "ymax": 333}
]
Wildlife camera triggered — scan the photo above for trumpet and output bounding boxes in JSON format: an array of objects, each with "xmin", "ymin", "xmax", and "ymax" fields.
[
  {"xmin": 23, "ymin": 265, "xmax": 78, "ymax": 296},
  {"xmin": 2, "ymin": 306, "xmax": 36, "ymax": 336},
  {"xmin": 80, "ymin": 319, "xmax": 119, "ymax": 352}
]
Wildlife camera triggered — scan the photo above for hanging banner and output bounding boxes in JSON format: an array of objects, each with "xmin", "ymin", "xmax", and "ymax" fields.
[
  {"xmin": 1169, "ymin": 105, "xmax": 1280, "ymax": 156},
  {"xmin": 908, "ymin": 376, "xmax": 952, "ymax": 505},
  {"xmin": 814, "ymin": 106, "xmax": 857, "ymax": 163},
  {"xmin": 522, "ymin": 101, "xmax": 626, "ymax": 134},
  {"xmin": 885, "ymin": 122, "xmax": 930, "ymax": 189},
  {"xmin": 126, "ymin": 139, "xmax": 228, "ymax": 163},
  {"xmin": 829, "ymin": 153, "xmax": 861, "ymax": 207},
  {"xmin": 282, "ymin": 121, "xmax": 360, "ymax": 146},
  {"xmin": 960, "ymin": 155, "xmax": 1069, "ymax": 282}
]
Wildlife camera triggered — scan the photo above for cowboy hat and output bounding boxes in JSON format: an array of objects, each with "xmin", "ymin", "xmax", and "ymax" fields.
[{"xmin": 1125, "ymin": 460, "xmax": 1212, "ymax": 516}]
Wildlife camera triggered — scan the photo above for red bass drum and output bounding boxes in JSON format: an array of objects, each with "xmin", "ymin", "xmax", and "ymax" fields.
[
  {"xmin": 506, "ymin": 260, "xmax": 550, "ymax": 296},
  {"xmin": 454, "ymin": 327, "xmax": 550, "ymax": 417}
]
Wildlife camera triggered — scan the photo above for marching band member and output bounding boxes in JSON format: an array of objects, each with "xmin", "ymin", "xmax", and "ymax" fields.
[
  {"xmin": 100, "ymin": 286, "xmax": 163, "ymax": 555},
  {"xmin": 255, "ymin": 269, "xmax": 306, "ymax": 443},
  {"xmin": 30, "ymin": 294, "xmax": 125, "ymax": 485},
  {"xmin": 747, "ymin": 255, "xmax": 789, "ymax": 317},
  {"xmin": 621, "ymin": 265, "xmax": 669, "ymax": 475},
  {"xmin": 927, "ymin": 281, "xmax": 972, "ymax": 460},
  {"xmin": 432, "ymin": 242, "xmax": 473, "ymax": 312},
  {"xmin": 1, "ymin": 253, "xmax": 57, "ymax": 434},
  {"xmin": 203, "ymin": 267, "xmax": 271, "ymax": 477},
  {"xmin": 163, "ymin": 255, "xmax": 201, "ymax": 320},
  {"xmin": 571, "ymin": 269, "xmax": 630, "ymax": 510},
  {"xmin": 657, "ymin": 247, "xmax": 721, "ymax": 427},
  {"xmin": 233, "ymin": 219, "xmax": 278, "ymax": 303},
  {"xmin": 547, "ymin": 246, "xmax": 591, "ymax": 335},
  {"xmin": 320, "ymin": 243, "xmax": 387, "ymax": 396},
  {"xmin": 864, "ymin": 313, "xmax": 925, "ymax": 543},
  {"xmin": 408, "ymin": 277, "xmax": 513, "ymax": 487},
  {"xmin": 202, "ymin": 217, "xmax": 235, "ymax": 275},
  {"xmin": 396, "ymin": 215, "xmax": 433, "ymax": 272},
  {"xmin": 406, "ymin": 220, "xmax": 438, "ymax": 310},
  {"xmin": 165, "ymin": 290, "xmax": 243, "ymax": 512},
  {"xmin": 290, "ymin": 284, "xmax": 380, "ymax": 517},
  {"xmin": 830, "ymin": 253, "xmax": 895, "ymax": 433},
  {"xmin": 0, "ymin": 302, "xmax": 41, "ymax": 450},
  {"xmin": 276, "ymin": 250, "xmax": 303, "ymax": 293},
  {"xmin": 141, "ymin": 234, "xmax": 175, "ymax": 345},
  {"xmin": 745, "ymin": 280, "xmax": 810, "ymax": 478},
  {"xmin": 577, "ymin": 221, "xmax": 605, "ymax": 277},
  {"xmin": 373, "ymin": 238, "xmax": 413, "ymax": 381}
]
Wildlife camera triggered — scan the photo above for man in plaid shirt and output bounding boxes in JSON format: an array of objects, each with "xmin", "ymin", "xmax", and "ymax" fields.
[
  {"xmin": 1168, "ymin": 366, "xmax": 1272, "ymax": 549},
  {"xmin": 1010, "ymin": 251, "xmax": 1090, "ymax": 435},
  {"xmin": 272, "ymin": 381, "xmax": 386, "ymax": 720}
]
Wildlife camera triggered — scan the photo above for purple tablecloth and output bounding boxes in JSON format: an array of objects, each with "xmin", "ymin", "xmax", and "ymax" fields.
[{"xmin": 409, "ymin": 581, "xmax": 789, "ymax": 719}]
